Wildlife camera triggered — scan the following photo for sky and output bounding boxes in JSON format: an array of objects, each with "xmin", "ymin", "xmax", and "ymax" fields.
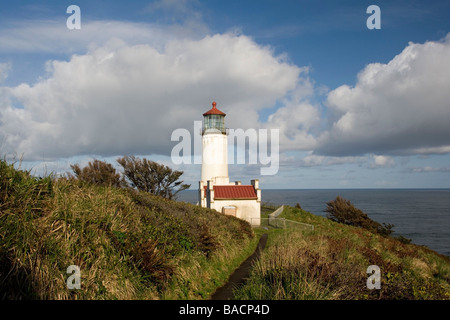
[{"xmin": 1, "ymin": 0, "xmax": 450, "ymax": 189}]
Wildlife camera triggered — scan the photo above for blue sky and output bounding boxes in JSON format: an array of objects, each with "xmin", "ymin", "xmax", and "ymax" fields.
[{"xmin": 1, "ymin": 0, "xmax": 450, "ymax": 189}]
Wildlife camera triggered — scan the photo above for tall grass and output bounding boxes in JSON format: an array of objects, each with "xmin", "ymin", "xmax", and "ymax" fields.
[
  {"xmin": 233, "ymin": 206, "xmax": 450, "ymax": 300},
  {"xmin": 0, "ymin": 160, "xmax": 255, "ymax": 299}
]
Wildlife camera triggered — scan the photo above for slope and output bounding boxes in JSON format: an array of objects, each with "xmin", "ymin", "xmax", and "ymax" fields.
[{"xmin": 0, "ymin": 160, "xmax": 257, "ymax": 299}]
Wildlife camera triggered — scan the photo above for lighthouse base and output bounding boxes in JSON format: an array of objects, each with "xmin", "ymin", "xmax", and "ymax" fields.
[{"xmin": 198, "ymin": 179, "xmax": 261, "ymax": 227}]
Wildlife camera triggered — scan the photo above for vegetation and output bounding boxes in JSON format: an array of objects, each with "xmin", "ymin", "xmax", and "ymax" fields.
[
  {"xmin": 325, "ymin": 196, "xmax": 394, "ymax": 236},
  {"xmin": 2, "ymin": 158, "xmax": 449, "ymax": 300},
  {"xmin": 233, "ymin": 205, "xmax": 450, "ymax": 300},
  {"xmin": 0, "ymin": 159, "xmax": 255, "ymax": 299},
  {"xmin": 70, "ymin": 160, "xmax": 125, "ymax": 188},
  {"xmin": 70, "ymin": 157, "xmax": 190, "ymax": 200},
  {"xmin": 117, "ymin": 155, "xmax": 190, "ymax": 200}
]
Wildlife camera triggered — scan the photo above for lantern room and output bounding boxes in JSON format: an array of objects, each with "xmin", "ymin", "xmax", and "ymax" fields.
[{"xmin": 202, "ymin": 101, "xmax": 226, "ymax": 135}]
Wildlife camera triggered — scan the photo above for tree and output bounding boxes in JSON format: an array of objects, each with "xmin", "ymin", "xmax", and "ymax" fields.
[
  {"xmin": 70, "ymin": 159, "xmax": 124, "ymax": 188},
  {"xmin": 325, "ymin": 196, "xmax": 394, "ymax": 236},
  {"xmin": 117, "ymin": 155, "xmax": 190, "ymax": 199}
]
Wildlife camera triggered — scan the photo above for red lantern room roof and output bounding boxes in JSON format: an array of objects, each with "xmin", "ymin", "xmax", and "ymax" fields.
[{"xmin": 203, "ymin": 101, "xmax": 226, "ymax": 116}]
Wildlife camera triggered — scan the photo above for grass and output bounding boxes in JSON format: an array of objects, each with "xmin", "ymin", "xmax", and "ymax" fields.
[
  {"xmin": 2, "ymin": 159, "xmax": 449, "ymax": 300},
  {"xmin": 233, "ymin": 205, "xmax": 450, "ymax": 300},
  {"xmin": 0, "ymin": 159, "xmax": 256, "ymax": 299}
]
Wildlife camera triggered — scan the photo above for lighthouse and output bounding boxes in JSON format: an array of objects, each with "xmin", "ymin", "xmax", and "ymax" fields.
[
  {"xmin": 201, "ymin": 101, "xmax": 229, "ymax": 185},
  {"xmin": 199, "ymin": 101, "xmax": 261, "ymax": 226}
]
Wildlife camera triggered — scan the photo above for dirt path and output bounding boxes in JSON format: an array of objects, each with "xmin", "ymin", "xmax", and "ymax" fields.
[{"xmin": 210, "ymin": 233, "xmax": 268, "ymax": 300}]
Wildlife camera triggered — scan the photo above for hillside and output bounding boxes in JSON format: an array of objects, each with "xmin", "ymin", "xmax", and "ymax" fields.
[
  {"xmin": 0, "ymin": 160, "xmax": 257, "ymax": 299},
  {"xmin": 2, "ymin": 159, "xmax": 449, "ymax": 300},
  {"xmin": 234, "ymin": 206, "xmax": 450, "ymax": 300}
]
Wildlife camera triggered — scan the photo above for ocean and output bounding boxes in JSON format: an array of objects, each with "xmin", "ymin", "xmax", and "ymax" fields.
[{"xmin": 177, "ymin": 189, "xmax": 450, "ymax": 256}]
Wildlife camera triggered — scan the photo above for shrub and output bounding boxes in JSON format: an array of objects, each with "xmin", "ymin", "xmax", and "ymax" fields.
[
  {"xmin": 70, "ymin": 160, "xmax": 124, "ymax": 188},
  {"xmin": 325, "ymin": 196, "xmax": 394, "ymax": 236},
  {"xmin": 117, "ymin": 155, "xmax": 190, "ymax": 199}
]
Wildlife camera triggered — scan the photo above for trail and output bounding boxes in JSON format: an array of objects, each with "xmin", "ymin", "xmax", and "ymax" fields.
[{"xmin": 210, "ymin": 233, "xmax": 268, "ymax": 300}]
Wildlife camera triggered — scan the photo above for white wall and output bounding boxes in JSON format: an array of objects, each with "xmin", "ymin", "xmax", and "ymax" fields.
[
  {"xmin": 201, "ymin": 133, "xmax": 229, "ymax": 182},
  {"xmin": 211, "ymin": 199, "xmax": 261, "ymax": 226}
]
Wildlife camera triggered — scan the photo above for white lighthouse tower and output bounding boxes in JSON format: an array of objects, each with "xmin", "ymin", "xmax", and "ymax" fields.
[
  {"xmin": 200, "ymin": 101, "xmax": 229, "ymax": 185},
  {"xmin": 199, "ymin": 101, "xmax": 261, "ymax": 226}
]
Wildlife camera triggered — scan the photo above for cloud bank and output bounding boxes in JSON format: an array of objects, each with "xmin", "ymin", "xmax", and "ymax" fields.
[
  {"xmin": 316, "ymin": 34, "xmax": 450, "ymax": 156},
  {"xmin": 0, "ymin": 22, "xmax": 309, "ymax": 160},
  {"xmin": 1, "ymin": 16, "xmax": 450, "ymax": 169}
]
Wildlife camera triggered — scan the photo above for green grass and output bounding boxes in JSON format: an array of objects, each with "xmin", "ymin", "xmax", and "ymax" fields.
[
  {"xmin": 0, "ymin": 160, "xmax": 256, "ymax": 299},
  {"xmin": 233, "ymin": 205, "xmax": 450, "ymax": 300}
]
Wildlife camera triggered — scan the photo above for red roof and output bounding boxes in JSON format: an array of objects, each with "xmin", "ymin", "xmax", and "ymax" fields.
[
  {"xmin": 214, "ymin": 185, "xmax": 257, "ymax": 200},
  {"xmin": 203, "ymin": 101, "xmax": 226, "ymax": 116}
]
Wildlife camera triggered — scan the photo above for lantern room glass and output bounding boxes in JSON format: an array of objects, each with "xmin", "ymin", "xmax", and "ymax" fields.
[{"xmin": 203, "ymin": 114, "xmax": 225, "ymax": 134}]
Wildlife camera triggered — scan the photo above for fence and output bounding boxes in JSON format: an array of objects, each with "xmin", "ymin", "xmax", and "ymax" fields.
[
  {"xmin": 253, "ymin": 217, "xmax": 314, "ymax": 231},
  {"xmin": 252, "ymin": 205, "xmax": 314, "ymax": 231}
]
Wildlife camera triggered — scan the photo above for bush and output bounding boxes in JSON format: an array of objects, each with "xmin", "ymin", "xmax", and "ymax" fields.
[
  {"xmin": 70, "ymin": 160, "xmax": 124, "ymax": 188},
  {"xmin": 325, "ymin": 196, "xmax": 394, "ymax": 236},
  {"xmin": 117, "ymin": 155, "xmax": 190, "ymax": 199}
]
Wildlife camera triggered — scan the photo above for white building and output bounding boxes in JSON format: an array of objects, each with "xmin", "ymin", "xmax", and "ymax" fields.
[{"xmin": 198, "ymin": 101, "xmax": 261, "ymax": 226}]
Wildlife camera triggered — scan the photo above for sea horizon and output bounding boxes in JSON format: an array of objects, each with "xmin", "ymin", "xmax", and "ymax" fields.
[{"xmin": 177, "ymin": 188, "xmax": 450, "ymax": 256}]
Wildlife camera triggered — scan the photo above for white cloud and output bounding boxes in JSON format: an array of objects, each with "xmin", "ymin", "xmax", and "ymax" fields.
[
  {"xmin": 316, "ymin": 34, "xmax": 450, "ymax": 156},
  {"xmin": 264, "ymin": 100, "xmax": 320, "ymax": 152},
  {"xmin": 7, "ymin": 18, "xmax": 450, "ymax": 179},
  {"xmin": 0, "ymin": 26, "xmax": 309, "ymax": 161},
  {"xmin": 370, "ymin": 155, "xmax": 395, "ymax": 168}
]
